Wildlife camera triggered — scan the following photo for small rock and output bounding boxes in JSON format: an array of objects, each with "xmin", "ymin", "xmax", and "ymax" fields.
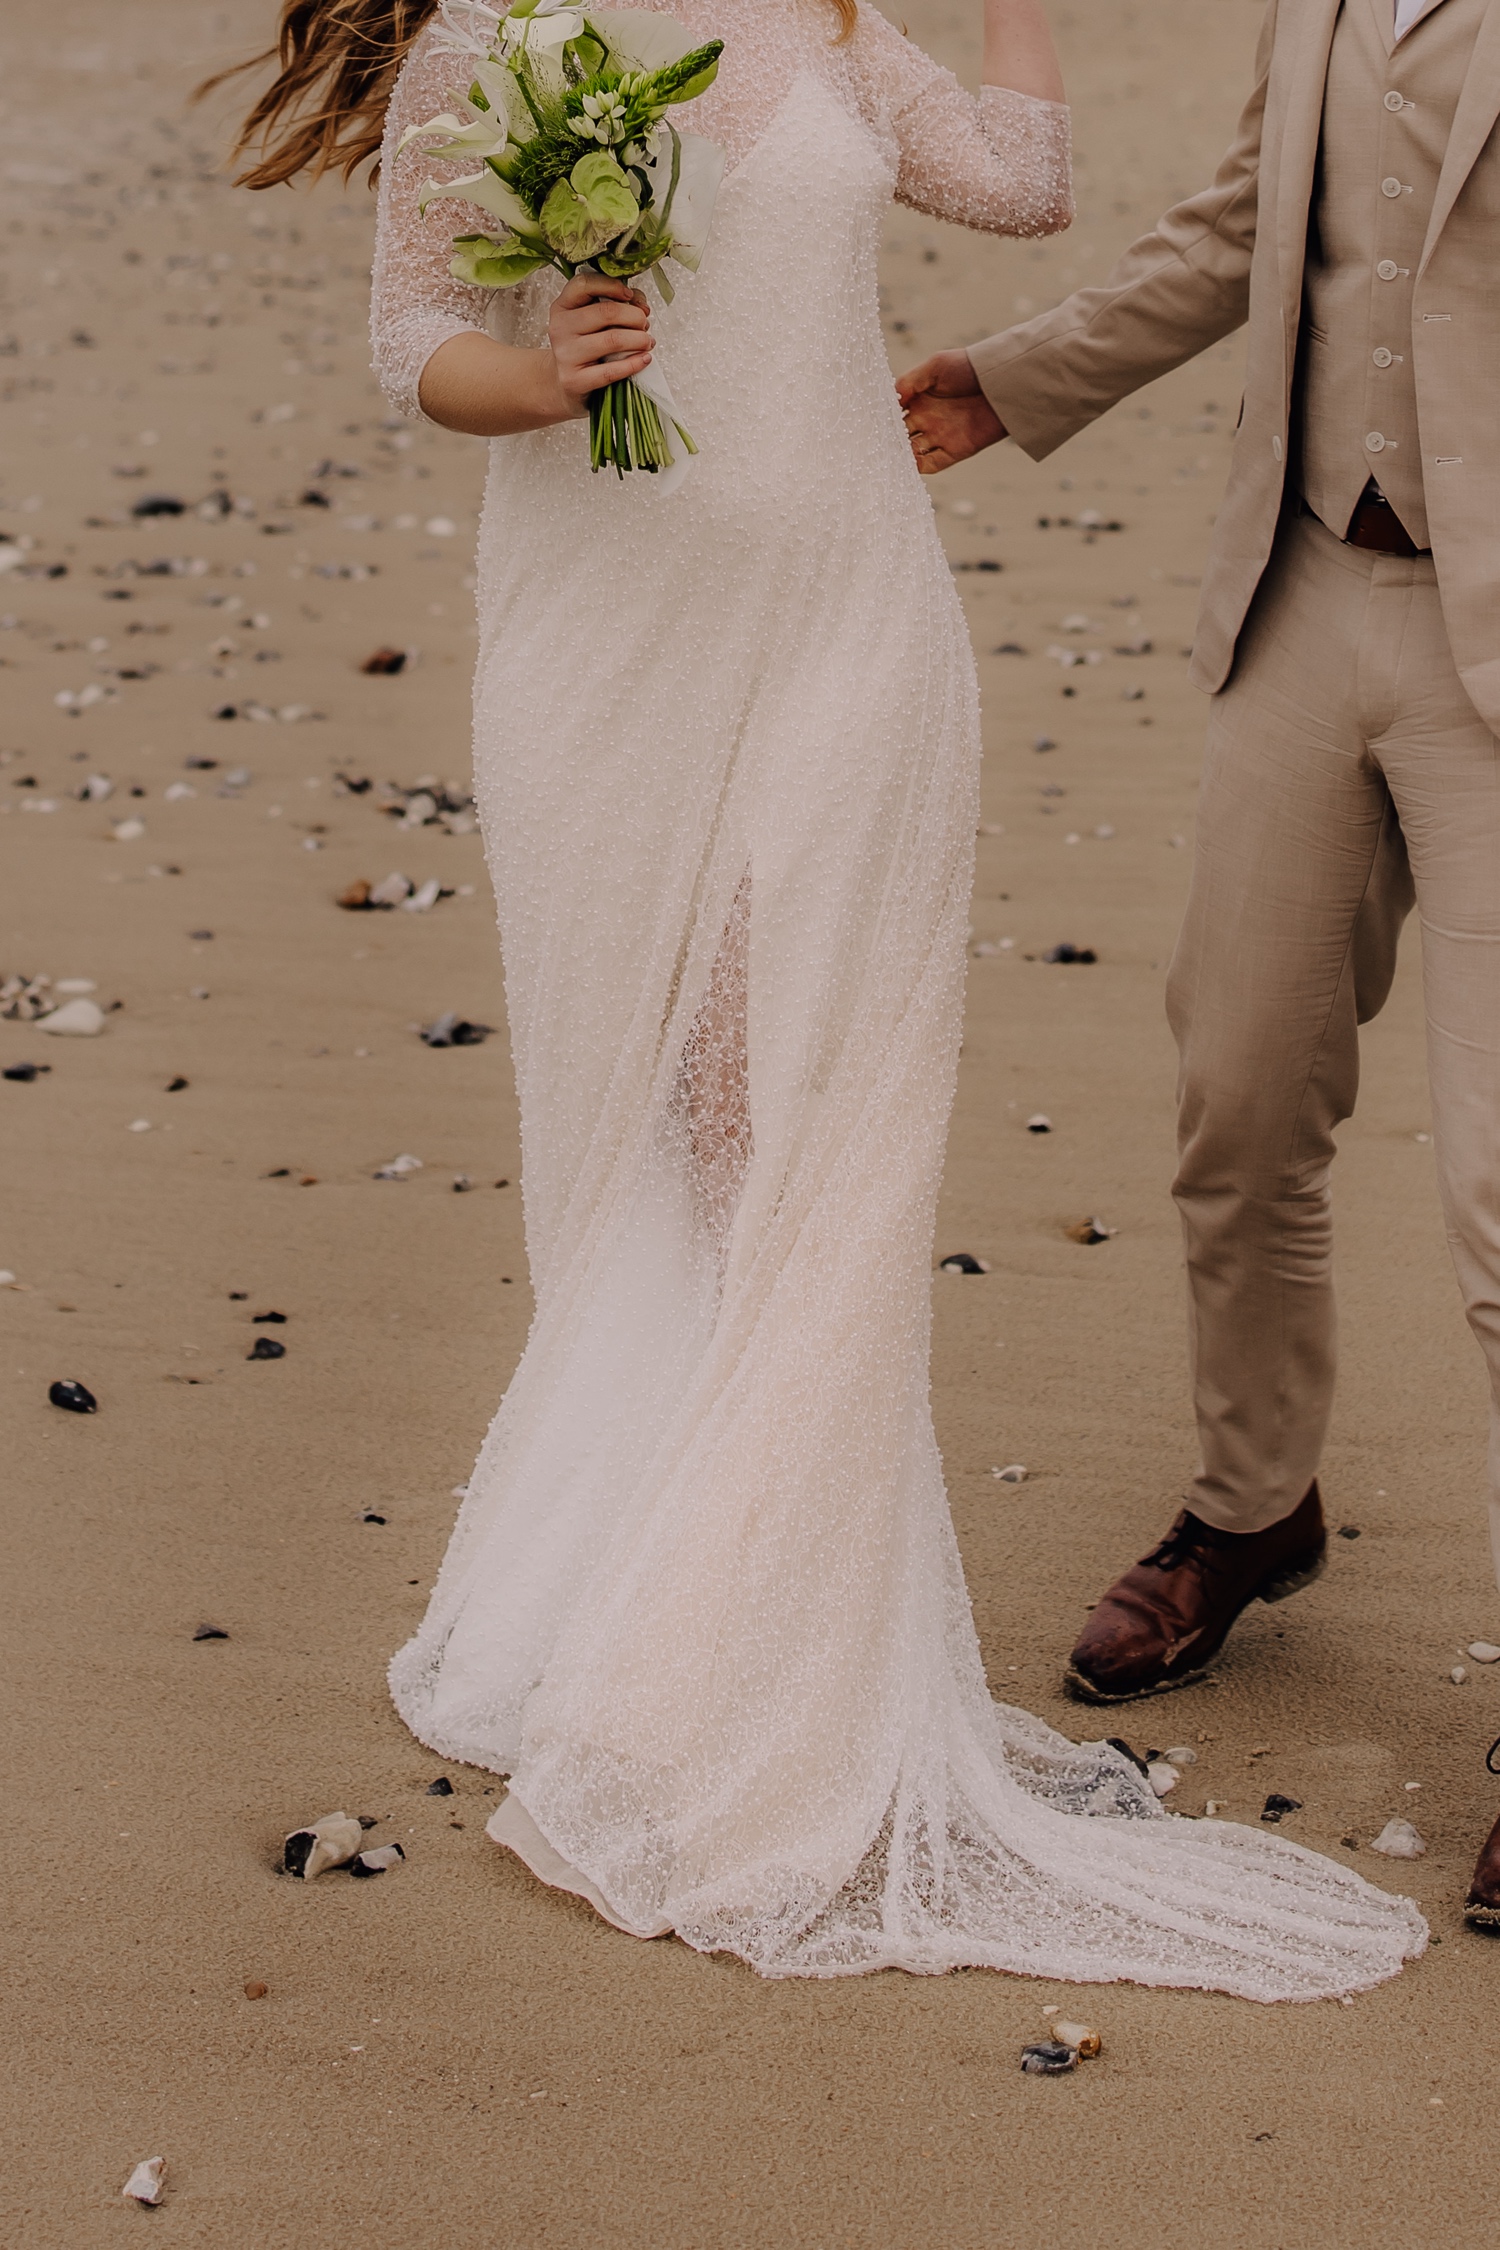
[
  {"xmin": 420, "ymin": 1012, "xmax": 494, "ymax": 1047},
  {"xmin": 452, "ymin": 1174, "xmax": 473, "ymax": 1193},
  {"xmin": 360, "ymin": 646, "xmax": 407, "ymax": 674},
  {"xmin": 1020, "ymin": 2042, "xmax": 1077, "ymax": 2075},
  {"xmin": 337, "ymin": 878, "xmax": 373, "ymax": 911},
  {"xmin": 122, "ymin": 2157, "xmax": 167, "ymax": 2206},
  {"xmin": 247, "ymin": 1336, "xmax": 286, "ymax": 1361},
  {"xmin": 1026, "ymin": 1114, "xmax": 1052, "ymax": 1133},
  {"xmin": 427, "ymin": 1776, "xmax": 455, "ymax": 1797},
  {"xmin": 131, "ymin": 494, "xmax": 185, "ymax": 517},
  {"xmin": 111, "ymin": 818, "xmax": 146, "ymax": 842},
  {"xmin": 192, "ymin": 1624, "xmax": 229, "ymax": 1641},
  {"xmin": 350, "ymin": 1843, "xmax": 406, "ymax": 1876},
  {"xmin": 1147, "ymin": 1762, "xmax": 1179, "ymax": 1797},
  {"xmin": 1338, "ymin": 1524, "xmax": 1362, "ymax": 1540},
  {"xmin": 128, "ymin": 1119, "xmax": 152, "ymax": 1133},
  {"xmin": 1369, "ymin": 1818, "xmax": 1426, "ymax": 1860},
  {"xmin": 3, "ymin": 1062, "xmax": 48, "ymax": 1081},
  {"xmin": 1451, "ymin": 1666, "xmax": 1467, "ymax": 1684},
  {"xmin": 1162, "ymin": 1746, "xmax": 1198, "ymax": 1767},
  {"xmin": 166, "ymin": 1076, "xmax": 189, "ymax": 1092},
  {"xmin": 243, "ymin": 1980, "xmax": 268, "ymax": 1999},
  {"xmin": 402, "ymin": 878, "xmax": 443, "ymax": 914},
  {"xmin": 938, "ymin": 1252, "xmax": 988, "ymax": 1274},
  {"xmin": 375, "ymin": 1153, "xmax": 422, "ymax": 1180},
  {"xmin": 252, "ymin": 1310, "xmax": 288, "ymax": 1324},
  {"xmin": 1467, "ymin": 1641, "xmax": 1500, "ymax": 1663},
  {"xmin": 1047, "ymin": 2017, "xmax": 1101, "ymax": 2058},
  {"xmin": 1066, "ymin": 1217, "xmax": 1118, "ymax": 1245},
  {"xmin": 48, "ymin": 1379, "xmax": 97, "ymax": 1413},
  {"xmin": 282, "ymin": 1811, "xmax": 364, "ymax": 1880},
  {"xmin": 991, "ymin": 1464, "xmax": 1027, "ymax": 1483},
  {"xmin": 40, "ymin": 997, "xmax": 105, "ymax": 1038},
  {"xmin": 1042, "ymin": 943, "xmax": 1097, "ymax": 965},
  {"xmin": 368, "ymin": 872, "xmax": 413, "ymax": 908},
  {"xmin": 1033, "ymin": 735, "xmax": 1056, "ymax": 751},
  {"xmin": 1261, "ymin": 1793, "xmax": 1303, "ymax": 1824},
  {"xmin": 362, "ymin": 1510, "xmax": 387, "ymax": 1524}
]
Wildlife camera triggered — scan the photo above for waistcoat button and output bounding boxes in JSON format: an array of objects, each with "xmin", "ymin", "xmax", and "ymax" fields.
[
  {"xmin": 1381, "ymin": 177, "xmax": 1404, "ymax": 197},
  {"xmin": 1377, "ymin": 259, "xmax": 1400, "ymax": 280},
  {"xmin": 1372, "ymin": 347, "xmax": 1393, "ymax": 367},
  {"xmin": 1365, "ymin": 431, "xmax": 1387, "ymax": 452},
  {"xmin": 1383, "ymin": 89, "xmax": 1406, "ymax": 111},
  {"xmin": 1272, "ymin": 435, "xmax": 1283, "ymax": 461}
]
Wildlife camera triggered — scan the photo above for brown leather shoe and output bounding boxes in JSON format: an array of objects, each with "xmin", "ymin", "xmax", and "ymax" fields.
[
  {"xmin": 1066, "ymin": 1482, "xmax": 1327, "ymax": 1703},
  {"xmin": 1464, "ymin": 1748, "xmax": 1500, "ymax": 1930}
]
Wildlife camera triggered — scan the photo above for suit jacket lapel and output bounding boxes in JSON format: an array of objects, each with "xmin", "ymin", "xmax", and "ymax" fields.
[
  {"xmin": 1275, "ymin": 0, "xmax": 1345, "ymax": 340},
  {"xmin": 1420, "ymin": 0, "xmax": 1500, "ymax": 269}
]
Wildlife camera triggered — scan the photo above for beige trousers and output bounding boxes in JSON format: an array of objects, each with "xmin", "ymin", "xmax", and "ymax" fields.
[{"xmin": 1168, "ymin": 508, "xmax": 1500, "ymax": 1583}]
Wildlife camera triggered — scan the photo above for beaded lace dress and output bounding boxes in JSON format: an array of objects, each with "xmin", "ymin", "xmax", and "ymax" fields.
[{"xmin": 376, "ymin": 0, "xmax": 1425, "ymax": 1993}]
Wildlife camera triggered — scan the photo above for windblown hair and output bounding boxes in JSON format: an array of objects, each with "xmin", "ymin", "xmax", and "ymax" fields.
[{"xmin": 203, "ymin": 0, "xmax": 859, "ymax": 190}]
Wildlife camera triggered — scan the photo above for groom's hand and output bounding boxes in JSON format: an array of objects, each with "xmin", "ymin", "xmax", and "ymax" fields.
[{"xmin": 897, "ymin": 350, "xmax": 1006, "ymax": 474}]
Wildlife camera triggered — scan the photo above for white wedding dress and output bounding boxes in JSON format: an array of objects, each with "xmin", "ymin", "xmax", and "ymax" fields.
[{"xmin": 373, "ymin": 0, "xmax": 1426, "ymax": 1994}]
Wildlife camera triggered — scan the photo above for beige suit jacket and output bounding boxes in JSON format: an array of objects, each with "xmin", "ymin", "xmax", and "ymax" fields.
[{"xmin": 969, "ymin": 0, "xmax": 1500, "ymax": 728}]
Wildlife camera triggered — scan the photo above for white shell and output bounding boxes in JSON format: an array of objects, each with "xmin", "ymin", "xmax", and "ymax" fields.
[
  {"xmin": 368, "ymin": 870, "xmax": 413, "ymax": 906},
  {"xmin": 990, "ymin": 1465, "xmax": 1027, "ymax": 1484},
  {"xmin": 1162, "ymin": 1746, "xmax": 1198, "ymax": 1767},
  {"xmin": 403, "ymin": 878, "xmax": 443, "ymax": 913},
  {"xmin": 1147, "ymin": 1762, "xmax": 1178, "ymax": 1797},
  {"xmin": 1466, "ymin": 1641, "xmax": 1500, "ymax": 1663},
  {"xmin": 111, "ymin": 818, "xmax": 146, "ymax": 841},
  {"xmin": 287, "ymin": 1811, "xmax": 364, "ymax": 1879},
  {"xmin": 41, "ymin": 998, "xmax": 105, "ymax": 1037},
  {"xmin": 122, "ymin": 2158, "xmax": 166, "ymax": 2205},
  {"xmin": 1451, "ymin": 1667, "xmax": 1467, "ymax": 1684},
  {"xmin": 375, "ymin": 1153, "xmax": 423, "ymax": 1179},
  {"xmin": 1049, "ymin": 2017, "xmax": 1101, "ymax": 2057},
  {"xmin": 1369, "ymin": 1818, "xmax": 1426, "ymax": 1860}
]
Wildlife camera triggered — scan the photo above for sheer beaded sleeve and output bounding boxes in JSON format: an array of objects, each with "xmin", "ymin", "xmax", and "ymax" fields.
[
  {"xmin": 848, "ymin": 4, "xmax": 1073, "ymax": 237},
  {"xmin": 370, "ymin": 30, "xmax": 496, "ymax": 423}
]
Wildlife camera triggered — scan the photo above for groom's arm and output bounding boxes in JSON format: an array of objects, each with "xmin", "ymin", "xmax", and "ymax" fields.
[{"xmin": 902, "ymin": 0, "xmax": 1276, "ymax": 466}]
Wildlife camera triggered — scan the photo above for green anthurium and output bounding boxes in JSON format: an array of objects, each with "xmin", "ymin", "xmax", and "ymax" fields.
[
  {"xmin": 539, "ymin": 148, "xmax": 639, "ymax": 262},
  {"xmin": 450, "ymin": 234, "xmax": 556, "ymax": 287}
]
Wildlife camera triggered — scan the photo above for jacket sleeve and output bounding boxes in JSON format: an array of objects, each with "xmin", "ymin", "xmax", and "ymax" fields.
[{"xmin": 967, "ymin": 0, "xmax": 1276, "ymax": 459}]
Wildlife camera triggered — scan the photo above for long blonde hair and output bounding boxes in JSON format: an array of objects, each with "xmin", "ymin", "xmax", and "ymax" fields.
[{"xmin": 202, "ymin": 0, "xmax": 858, "ymax": 190}]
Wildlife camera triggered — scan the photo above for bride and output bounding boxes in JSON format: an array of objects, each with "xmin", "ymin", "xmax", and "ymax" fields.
[{"xmin": 227, "ymin": 0, "xmax": 1425, "ymax": 1994}]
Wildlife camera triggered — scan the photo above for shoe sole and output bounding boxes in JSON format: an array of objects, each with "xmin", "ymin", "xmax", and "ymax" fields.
[
  {"xmin": 1064, "ymin": 1543, "xmax": 1329, "ymax": 1706},
  {"xmin": 1463, "ymin": 1900, "xmax": 1500, "ymax": 1931}
]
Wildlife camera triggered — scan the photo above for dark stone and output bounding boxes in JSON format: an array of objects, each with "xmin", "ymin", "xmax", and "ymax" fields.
[
  {"xmin": 1261, "ymin": 1794, "xmax": 1303, "ymax": 1823},
  {"xmin": 3, "ymin": 1063, "xmax": 47, "ymax": 1082},
  {"xmin": 48, "ymin": 1379, "xmax": 97, "ymax": 1413},
  {"xmin": 281, "ymin": 1830, "xmax": 315, "ymax": 1880},
  {"xmin": 1020, "ymin": 2042, "xmax": 1078, "ymax": 2075},
  {"xmin": 166, "ymin": 1077, "xmax": 189, "ymax": 1092},
  {"xmin": 427, "ymin": 1777, "xmax": 455, "ymax": 1797},
  {"xmin": 362, "ymin": 1511, "xmax": 386, "ymax": 1524},
  {"xmin": 192, "ymin": 1624, "xmax": 229, "ymax": 1641},
  {"xmin": 252, "ymin": 1310, "xmax": 288, "ymax": 1324},
  {"xmin": 247, "ymin": 1336, "xmax": 286, "ymax": 1360},
  {"xmin": 1042, "ymin": 943, "xmax": 1098, "ymax": 965},
  {"xmin": 1337, "ymin": 1524, "xmax": 1361, "ymax": 1539},
  {"xmin": 420, "ymin": 1012, "xmax": 494, "ymax": 1047},
  {"xmin": 131, "ymin": 494, "xmax": 186, "ymax": 517},
  {"xmin": 361, "ymin": 646, "xmax": 407, "ymax": 675},
  {"xmin": 938, "ymin": 1252, "xmax": 985, "ymax": 1275}
]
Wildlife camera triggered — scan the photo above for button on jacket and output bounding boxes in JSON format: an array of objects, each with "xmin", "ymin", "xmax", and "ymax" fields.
[{"xmin": 968, "ymin": 0, "xmax": 1500, "ymax": 730}]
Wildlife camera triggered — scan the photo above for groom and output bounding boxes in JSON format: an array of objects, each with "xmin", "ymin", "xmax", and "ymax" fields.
[{"xmin": 899, "ymin": 0, "xmax": 1500, "ymax": 1924}]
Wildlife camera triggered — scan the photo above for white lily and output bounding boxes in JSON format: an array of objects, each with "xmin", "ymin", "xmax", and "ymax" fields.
[
  {"xmin": 418, "ymin": 166, "xmax": 547, "ymax": 240},
  {"xmin": 585, "ymin": 9, "xmax": 703, "ymax": 73},
  {"xmin": 397, "ymin": 109, "xmax": 509, "ymax": 163},
  {"xmin": 641, "ymin": 127, "xmax": 725, "ymax": 272},
  {"xmin": 503, "ymin": 2, "xmax": 590, "ymax": 56}
]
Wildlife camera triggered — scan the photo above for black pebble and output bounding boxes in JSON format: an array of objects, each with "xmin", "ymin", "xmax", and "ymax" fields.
[
  {"xmin": 228, "ymin": 1291, "xmax": 248, "ymax": 1300},
  {"xmin": 4, "ymin": 1063, "xmax": 47, "ymax": 1082},
  {"xmin": 427, "ymin": 1776, "xmax": 455, "ymax": 1797},
  {"xmin": 281, "ymin": 1830, "xmax": 315, "ymax": 1879},
  {"xmin": 48, "ymin": 1379, "xmax": 97, "ymax": 1413},
  {"xmin": 939, "ymin": 1252, "xmax": 985, "ymax": 1275},
  {"xmin": 247, "ymin": 1336, "xmax": 286, "ymax": 1360},
  {"xmin": 131, "ymin": 493, "xmax": 186, "ymax": 517},
  {"xmin": 253, "ymin": 1310, "xmax": 288, "ymax": 1324},
  {"xmin": 189, "ymin": 929, "xmax": 214, "ymax": 941},
  {"xmin": 166, "ymin": 1077, "xmax": 189, "ymax": 1092},
  {"xmin": 362, "ymin": 1510, "xmax": 386, "ymax": 1524},
  {"xmin": 1261, "ymin": 1793, "xmax": 1303, "ymax": 1824},
  {"xmin": 1043, "ymin": 943, "xmax": 1098, "ymax": 965},
  {"xmin": 1337, "ymin": 1524, "xmax": 1362, "ymax": 1540},
  {"xmin": 1020, "ymin": 2042, "xmax": 1077, "ymax": 2075},
  {"xmin": 192, "ymin": 1623, "xmax": 229, "ymax": 1641}
]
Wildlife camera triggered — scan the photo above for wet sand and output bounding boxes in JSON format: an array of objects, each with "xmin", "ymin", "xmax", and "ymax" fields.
[{"xmin": 2, "ymin": 0, "xmax": 1497, "ymax": 2241}]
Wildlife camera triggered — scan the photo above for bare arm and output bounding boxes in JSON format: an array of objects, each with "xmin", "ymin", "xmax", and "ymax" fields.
[
  {"xmin": 417, "ymin": 277, "xmax": 655, "ymax": 437},
  {"xmin": 982, "ymin": 0, "xmax": 1064, "ymax": 102}
]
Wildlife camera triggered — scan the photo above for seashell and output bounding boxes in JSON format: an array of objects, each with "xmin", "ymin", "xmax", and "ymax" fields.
[
  {"xmin": 1369, "ymin": 1818, "xmax": 1426, "ymax": 1860},
  {"xmin": 1260, "ymin": 1793, "xmax": 1302, "ymax": 1823},
  {"xmin": 420, "ymin": 1012, "xmax": 494, "ymax": 1048},
  {"xmin": 55, "ymin": 978, "xmax": 97, "ymax": 994},
  {"xmin": 337, "ymin": 878, "xmax": 373, "ymax": 911},
  {"xmin": 247, "ymin": 1337, "xmax": 285, "ymax": 1360},
  {"xmin": 1026, "ymin": 1114, "xmax": 1052, "ymax": 1132},
  {"xmin": 1467, "ymin": 1641, "xmax": 1500, "ymax": 1663},
  {"xmin": 1162, "ymin": 1746, "xmax": 1198, "ymax": 1767},
  {"xmin": 400, "ymin": 792, "xmax": 438, "ymax": 828},
  {"xmin": 244, "ymin": 1980, "xmax": 268, "ymax": 1999},
  {"xmin": 938, "ymin": 1252, "xmax": 988, "ymax": 1274},
  {"xmin": 1147, "ymin": 1762, "xmax": 1178, "ymax": 1797},
  {"xmin": 375, "ymin": 1153, "xmax": 422, "ymax": 1179},
  {"xmin": 282, "ymin": 1811, "xmax": 364, "ymax": 1880},
  {"xmin": 453, "ymin": 1175, "xmax": 473, "ymax": 1193},
  {"xmin": 192, "ymin": 1624, "xmax": 229, "ymax": 1641},
  {"xmin": 40, "ymin": 997, "xmax": 105, "ymax": 1037},
  {"xmin": 1020, "ymin": 2041, "xmax": 1077, "ymax": 2075},
  {"xmin": 402, "ymin": 878, "xmax": 443, "ymax": 913},
  {"xmin": 111, "ymin": 818, "xmax": 146, "ymax": 841},
  {"xmin": 164, "ymin": 781, "xmax": 196, "ymax": 802},
  {"xmin": 122, "ymin": 2157, "xmax": 166, "ymax": 2205},
  {"xmin": 424, "ymin": 516, "xmax": 456, "ymax": 537},
  {"xmin": 991, "ymin": 1464, "xmax": 1027, "ymax": 1484},
  {"xmin": 367, "ymin": 871, "xmax": 413, "ymax": 908},
  {"xmin": 1066, "ymin": 1217, "xmax": 1117, "ymax": 1245},
  {"xmin": 128, "ymin": 1119, "xmax": 152, "ymax": 1133},
  {"xmin": 1451, "ymin": 1667, "xmax": 1467, "ymax": 1684},
  {"xmin": 1048, "ymin": 2018, "xmax": 1101, "ymax": 2057},
  {"xmin": 49, "ymin": 1379, "xmax": 97, "ymax": 1413},
  {"xmin": 361, "ymin": 646, "xmax": 407, "ymax": 675},
  {"xmin": 350, "ymin": 1843, "xmax": 405, "ymax": 1876}
]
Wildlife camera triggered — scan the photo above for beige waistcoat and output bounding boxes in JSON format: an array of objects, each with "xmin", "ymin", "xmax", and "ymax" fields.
[
  {"xmin": 1299, "ymin": 0, "xmax": 1487, "ymax": 545},
  {"xmin": 969, "ymin": 0, "xmax": 1500, "ymax": 731}
]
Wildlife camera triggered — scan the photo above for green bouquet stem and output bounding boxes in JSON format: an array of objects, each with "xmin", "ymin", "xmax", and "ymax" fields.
[{"xmin": 587, "ymin": 377, "xmax": 698, "ymax": 479}]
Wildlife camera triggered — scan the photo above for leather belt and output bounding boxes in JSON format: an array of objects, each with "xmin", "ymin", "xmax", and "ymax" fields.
[{"xmin": 1298, "ymin": 492, "xmax": 1428, "ymax": 556}]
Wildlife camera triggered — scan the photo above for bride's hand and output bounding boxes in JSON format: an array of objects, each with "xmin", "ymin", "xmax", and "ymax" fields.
[
  {"xmin": 546, "ymin": 275, "xmax": 654, "ymax": 417},
  {"xmin": 896, "ymin": 350, "xmax": 1006, "ymax": 474}
]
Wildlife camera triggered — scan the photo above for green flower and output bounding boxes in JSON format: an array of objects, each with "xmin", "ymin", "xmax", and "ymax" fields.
[
  {"xmin": 539, "ymin": 148, "xmax": 640, "ymax": 262},
  {"xmin": 449, "ymin": 234, "xmax": 555, "ymax": 286}
]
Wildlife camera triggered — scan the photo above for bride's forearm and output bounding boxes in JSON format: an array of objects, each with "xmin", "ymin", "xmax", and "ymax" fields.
[
  {"xmin": 417, "ymin": 331, "xmax": 578, "ymax": 438},
  {"xmin": 981, "ymin": 0, "xmax": 1065, "ymax": 103}
]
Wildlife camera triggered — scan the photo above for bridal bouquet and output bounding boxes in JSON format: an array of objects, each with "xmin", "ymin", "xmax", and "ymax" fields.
[{"xmin": 402, "ymin": 2, "xmax": 726, "ymax": 482}]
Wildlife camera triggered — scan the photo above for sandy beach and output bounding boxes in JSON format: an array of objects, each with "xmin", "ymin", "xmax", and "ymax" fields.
[{"xmin": 3, "ymin": 0, "xmax": 1498, "ymax": 2240}]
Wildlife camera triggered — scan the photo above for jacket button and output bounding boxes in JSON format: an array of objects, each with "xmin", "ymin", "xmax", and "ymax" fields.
[
  {"xmin": 1377, "ymin": 259, "xmax": 1400, "ymax": 280},
  {"xmin": 1373, "ymin": 347, "xmax": 1394, "ymax": 367},
  {"xmin": 1381, "ymin": 177, "xmax": 1404, "ymax": 197},
  {"xmin": 1272, "ymin": 435, "xmax": 1283, "ymax": 460},
  {"xmin": 1383, "ymin": 89, "xmax": 1406, "ymax": 111},
  {"xmin": 1365, "ymin": 431, "xmax": 1387, "ymax": 452}
]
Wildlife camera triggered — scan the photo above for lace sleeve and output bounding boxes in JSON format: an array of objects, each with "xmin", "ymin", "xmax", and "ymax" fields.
[
  {"xmin": 370, "ymin": 28, "xmax": 498, "ymax": 423},
  {"xmin": 848, "ymin": 4, "xmax": 1073, "ymax": 238}
]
